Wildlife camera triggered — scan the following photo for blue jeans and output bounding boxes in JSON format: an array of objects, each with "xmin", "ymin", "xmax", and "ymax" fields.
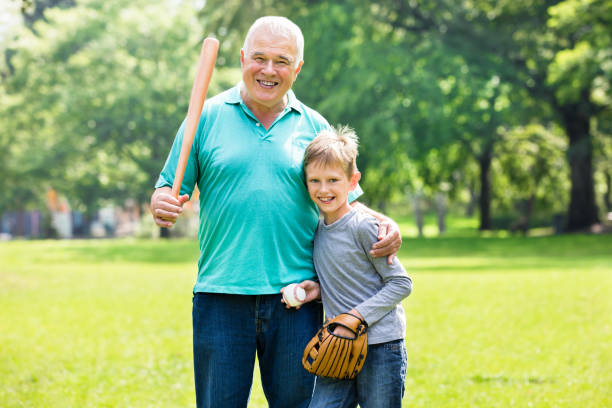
[
  {"xmin": 308, "ymin": 339, "xmax": 407, "ymax": 408},
  {"xmin": 192, "ymin": 292, "xmax": 323, "ymax": 408}
]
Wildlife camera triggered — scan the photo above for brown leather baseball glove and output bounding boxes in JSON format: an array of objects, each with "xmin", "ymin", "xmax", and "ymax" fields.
[{"xmin": 302, "ymin": 312, "xmax": 368, "ymax": 379}]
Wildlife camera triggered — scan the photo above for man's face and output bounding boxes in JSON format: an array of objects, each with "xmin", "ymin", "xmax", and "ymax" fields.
[{"xmin": 240, "ymin": 27, "xmax": 303, "ymax": 112}]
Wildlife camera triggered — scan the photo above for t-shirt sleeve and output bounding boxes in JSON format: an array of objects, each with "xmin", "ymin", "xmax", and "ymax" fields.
[
  {"xmin": 354, "ymin": 215, "xmax": 412, "ymax": 326},
  {"xmin": 348, "ymin": 184, "xmax": 363, "ymax": 203}
]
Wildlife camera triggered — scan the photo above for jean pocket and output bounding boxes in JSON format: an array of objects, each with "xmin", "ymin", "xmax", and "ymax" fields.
[{"xmin": 383, "ymin": 340, "xmax": 401, "ymax": 352}]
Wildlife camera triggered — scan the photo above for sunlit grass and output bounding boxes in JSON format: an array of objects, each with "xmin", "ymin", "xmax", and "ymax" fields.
[{"xmin": 1, "ymin": 234, "xmax": 611, "ymax": 407}]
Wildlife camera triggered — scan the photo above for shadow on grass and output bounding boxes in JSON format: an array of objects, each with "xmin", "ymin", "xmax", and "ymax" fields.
[
  {"xmin": 65, "ymin": 239, "xmax": 200, "ymax": 263},
  {"xmin": 409, "ymin": 257, "xmax": 610, "ymax": 273},
  {"xmin": 2, "ymin": 234, "xmax": 610, "ymax": 267},
  {"xmin": 2, "ymin": 238, "xmax": 200, "ymax": 265},
  {"xmin": 398, "ymin": 234, "xmax": 612, "ymax": 259},
  {"xmin": 470, "ymin": 374, "xmax": 554, "ymax": 385}
]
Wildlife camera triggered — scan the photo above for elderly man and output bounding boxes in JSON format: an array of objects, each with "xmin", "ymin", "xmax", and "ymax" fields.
[{"xmin": 150, "ymin": 16, "xmax": 402, "ymax": 408}]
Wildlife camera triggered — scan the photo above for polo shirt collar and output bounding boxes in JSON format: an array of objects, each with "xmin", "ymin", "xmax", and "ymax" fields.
[
  {"xmin": 226, "ymin": 82, "xmax": 303, "ymax": 114},
  {"xmin": 285, "ymin": 89, "xmax": 302, "ymax": 113}
]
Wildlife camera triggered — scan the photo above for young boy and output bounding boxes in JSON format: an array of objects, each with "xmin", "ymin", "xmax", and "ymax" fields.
[{"xmin": 300, "ymin": 126, "xmax": 413, "ymax": 408}]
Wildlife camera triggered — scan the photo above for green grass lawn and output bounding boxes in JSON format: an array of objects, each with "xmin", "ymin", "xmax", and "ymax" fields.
[{"xmin": 1, "ymin": 234, "xmax": 611, "ymax": 407}]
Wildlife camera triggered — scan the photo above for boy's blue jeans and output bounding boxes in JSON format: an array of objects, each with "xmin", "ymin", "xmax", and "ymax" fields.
[
  {"xmin": 192, "ymin": 292, "xmax": 323, "ymax": 408},
  {"xmin": 308, "ymin": 339, "xmax": 407, "ymax": 408}
]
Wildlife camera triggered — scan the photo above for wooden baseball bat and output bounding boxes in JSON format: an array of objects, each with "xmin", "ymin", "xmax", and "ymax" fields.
[{"xmin": 171, "ymin": 37, "xmax": 219, "ymax": 198}]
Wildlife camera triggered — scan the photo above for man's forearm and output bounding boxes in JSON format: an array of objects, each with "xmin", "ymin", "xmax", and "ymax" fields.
[
  {"xmin": 351, "ymin": 201, "xmax": 401, "ymax": 263},
  {"xmin": 350, "ymin": 201, "xmax": 387, "ymax": 222}
]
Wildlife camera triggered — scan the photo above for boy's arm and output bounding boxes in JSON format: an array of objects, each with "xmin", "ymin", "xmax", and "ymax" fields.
[
  {"xmin": 353, "ymin": 217, "xmax": 412, "ymax": 327},
  {"xmin": 351, "ymin": 202, "xmax": 402, "ymax": 264}
]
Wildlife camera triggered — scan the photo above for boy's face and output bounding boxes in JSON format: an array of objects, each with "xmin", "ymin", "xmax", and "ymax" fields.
[{"xmin": 305, "ymin": 161, "xmax": 360, "ymax": 224}]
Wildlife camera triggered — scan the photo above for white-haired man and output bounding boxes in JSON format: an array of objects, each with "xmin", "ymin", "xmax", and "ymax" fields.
[{"xmin": 150, "ymin": 16, "xmax": 402, "ymax": 408}]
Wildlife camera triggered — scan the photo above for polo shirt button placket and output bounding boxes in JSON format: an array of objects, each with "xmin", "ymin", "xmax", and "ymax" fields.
[
  {"xmin": 255, "ymin": 121, "xmax": 270, "ymax": 141},
  {"xmin": 255, "ymin": 122, "xmax": 263, "ymax": 140}
]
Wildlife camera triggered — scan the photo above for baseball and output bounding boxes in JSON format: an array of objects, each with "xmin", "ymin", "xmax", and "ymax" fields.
[{"xmin": 283, "ymin": 283, "xmax": 306, "ymax": 307}]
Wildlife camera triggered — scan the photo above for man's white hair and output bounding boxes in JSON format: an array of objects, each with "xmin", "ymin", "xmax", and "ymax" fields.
[{"xmin": 243, "ymin": 16, "xmax": 304, "ymax": 67}]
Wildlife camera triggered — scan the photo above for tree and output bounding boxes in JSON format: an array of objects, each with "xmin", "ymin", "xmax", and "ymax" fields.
[
  {"xmin": 199, "ymin": 1, "xmax": 553, "ymax": 231},
  {"xmin": 492, "ymin": 123, "xmax": 570, "ymax": 232},
  {"xmin": 546, "ymin": 0, "xmax": 611, "ymax": 229},
  {"xmin": 369, "ymin": 0, "xmax": 611, "ymax": 230},
  {"xmin": 1, "ymin": 0, "xmax": 239, "ymax": 218}
]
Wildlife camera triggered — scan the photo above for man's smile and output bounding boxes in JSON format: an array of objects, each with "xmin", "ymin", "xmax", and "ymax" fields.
[{"xmin": 257, "ymin": 79, "xmax": 278, "ymax": 88}]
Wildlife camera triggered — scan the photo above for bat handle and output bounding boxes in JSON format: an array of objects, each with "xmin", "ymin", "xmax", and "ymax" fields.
[{"xmin": 171, "ymin": 37, "xmax": 219, "ymax": 198}]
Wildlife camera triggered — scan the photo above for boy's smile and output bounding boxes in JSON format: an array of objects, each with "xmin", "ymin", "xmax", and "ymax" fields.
[{"xmin": 305, "ymin": 161, "xmax": 360, "ymax": 225}]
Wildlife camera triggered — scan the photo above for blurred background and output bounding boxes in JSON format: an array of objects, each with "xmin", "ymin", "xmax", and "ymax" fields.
[
  {"xmin": 1, "ymin": 2, "xmax": 611, "ymax": 407},
  {"xmin": 0, "ymin": 0, "xmax": 610, "ymax": 238}
]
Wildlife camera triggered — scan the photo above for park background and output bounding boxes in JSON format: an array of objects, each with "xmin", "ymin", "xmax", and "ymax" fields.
[{"xmin": 1, "ymin": 0, "xmax": 611, "ymax": 407}]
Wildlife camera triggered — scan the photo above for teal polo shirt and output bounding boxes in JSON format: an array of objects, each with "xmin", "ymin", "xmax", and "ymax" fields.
[{"xmin": 156, "ymin": 84, "xmax": 362, "ymax": 294}]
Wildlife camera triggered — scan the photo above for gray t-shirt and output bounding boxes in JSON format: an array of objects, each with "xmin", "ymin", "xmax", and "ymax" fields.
[{"xmin": 313, "ymin": 207, "xmax": 412, "ymax": 344}]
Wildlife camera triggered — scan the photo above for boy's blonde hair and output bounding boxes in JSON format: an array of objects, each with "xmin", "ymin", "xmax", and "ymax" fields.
[{"xmin": 303, "ymin": 125, "xmax": 359, "ymax": 177}]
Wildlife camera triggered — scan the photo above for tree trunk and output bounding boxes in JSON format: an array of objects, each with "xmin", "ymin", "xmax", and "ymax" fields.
[
  {"xmin": 16, "ymin": 211, "xmax": 25, "ymax": 237},
  {"xmin": 413, "ymin": 191, "xmax": 424, "ymax": 238},
  {"xmin": 478, "ymin": 151, "xmax": 492, "ymax": 231},
  {"xmin": 466, "ymin": 184, "xmax": 477, "ymax": 217},
  {"xmin": 525, "ymin": 195, "xmax": 535, "ymax": 231},
  {"xmin": 604, "ymin": 170, "xmax": 611, "ymax": 213},
  {"xmin": 378, "ymin": 199, "xmax": 387, "ymax": 214},
  {"xmin": 561, "ymin": 101, "xmax": 599, "ymax": 231},
  {"xmin": 435, "ymin": 192, "xmax": 446, "ymax": 235},
  {"xmin": 160, "ymin": 227, "xmax": 170, "ymax": 238},
  {"xmin": 513, "ymin": 195, "xmax": 535, "ymax": 235}
]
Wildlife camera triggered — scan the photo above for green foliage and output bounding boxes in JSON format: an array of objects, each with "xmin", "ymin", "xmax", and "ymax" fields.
[
  {"xmin": 197, "ymin": 0, "xmax": 593, "ymax": 227},
  {"xmin": 2, "ymin": 0, "xmax": 610, "ymax": 230},
  {"xmin": 1, "ymin": 0, "xmax": 240, "ymax": 215},
  {"xmin": 547, "ymin": 0, "xmax": 611, "ymax": 106},
  {"xmin": 0, "ymin": 1, "xmax": 22, "ymax": 70},
  {"xmin": 492, "ymin": 123, "xmax": 570, "ymax": 214}
]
